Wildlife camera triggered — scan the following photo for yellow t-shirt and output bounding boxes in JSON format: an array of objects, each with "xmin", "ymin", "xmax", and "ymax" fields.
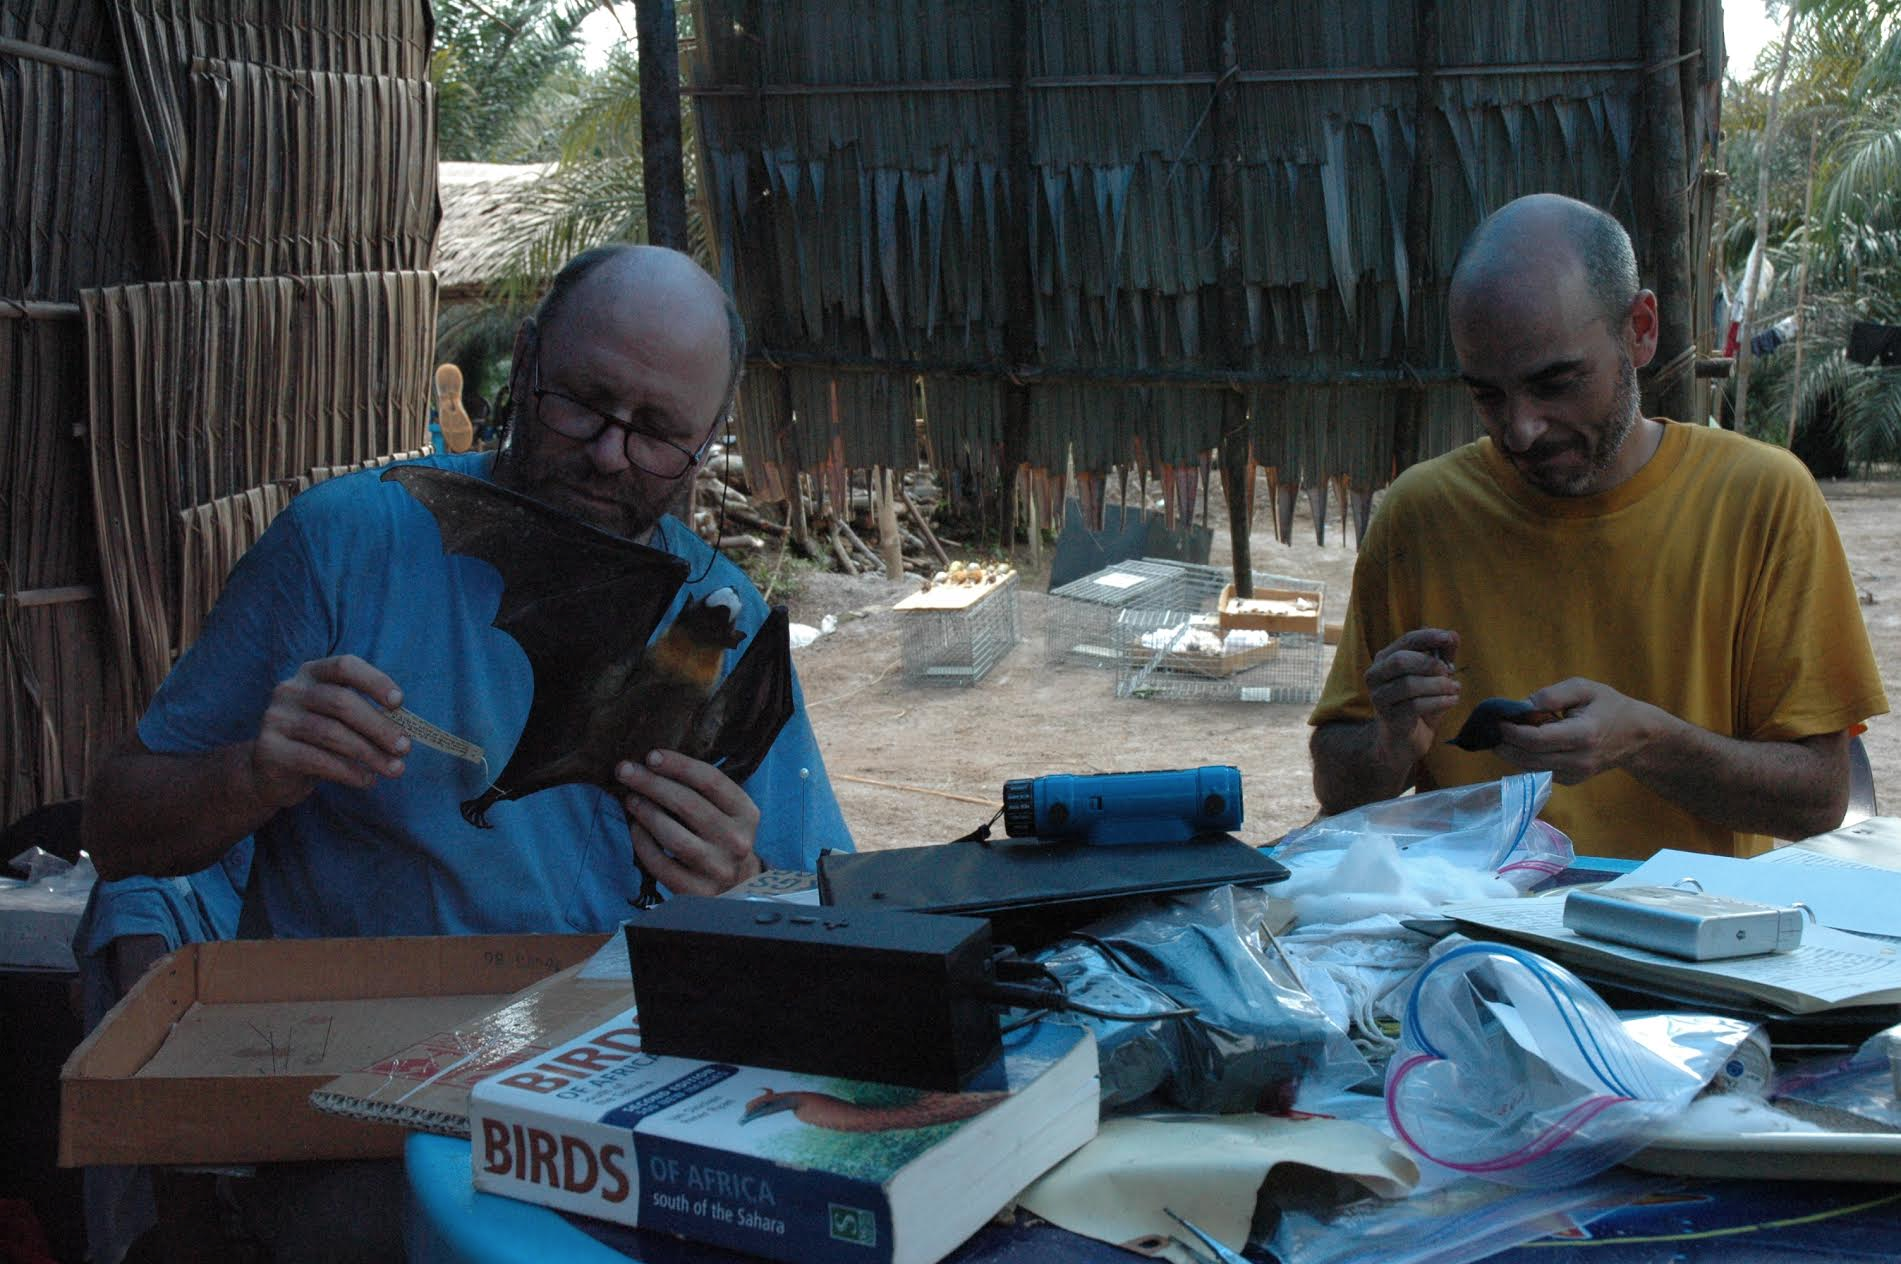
[{"xmin": 1310, "ymin": 422, "xmax": 1887, "ymax": 860}]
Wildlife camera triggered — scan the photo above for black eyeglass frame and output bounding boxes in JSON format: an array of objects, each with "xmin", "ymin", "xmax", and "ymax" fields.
[{"xmin": 527, "ymin": 350, "xmax": 714, "ymax": 481}]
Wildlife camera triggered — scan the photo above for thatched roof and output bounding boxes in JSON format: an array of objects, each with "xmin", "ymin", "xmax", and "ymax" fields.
[{"xmin": 436, "ymin": 161, "xmax": 556, "ymax": 300}]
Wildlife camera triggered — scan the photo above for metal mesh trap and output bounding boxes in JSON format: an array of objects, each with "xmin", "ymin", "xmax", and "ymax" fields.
[
  {"xmin": 896, "ymin": 576, "xmax": 1022, "ymax": 686},
  {"xmin": 1112, "ymin": 571, "xmax": 1326, "ymax": 703},
  {"xmin": 1044, "ymin": 559, "xmax": 1188, "ymax": 667}
]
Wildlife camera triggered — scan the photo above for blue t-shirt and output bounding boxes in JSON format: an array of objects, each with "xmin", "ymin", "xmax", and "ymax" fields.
[{"xmin": 139, "ymin": 451, "xmax": 852, "ymax": 938}]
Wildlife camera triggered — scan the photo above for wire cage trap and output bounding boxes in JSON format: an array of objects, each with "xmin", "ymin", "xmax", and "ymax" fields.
[
  {"xmin": 1112, "ymin": 572, "xmax": 1325, "ymax": 703},
  {"xmin": 895, "ymin": 575, "xmax": 1022, "ymax": 686},
  {"xmin": 1044, "ymin": 559, "xmax": 1188, "ymax": 667}
]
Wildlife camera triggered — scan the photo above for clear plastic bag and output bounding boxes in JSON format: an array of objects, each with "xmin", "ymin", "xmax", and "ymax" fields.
[
  {"xmin": 1269, "ymin": 1169, "xmax": 1653, "ymax": 1264},
  {"xmin": 7, "ymin": 844, "xmax": 96, "ymax": 892},
  {"xmin": 1772, "ymin": 1023, "xmax": 1901, "ymax": 1131},
  {"xmin": 1274, "ymin": 773, "xmax": 1573, "ymax": 892},
  {"xmin": 1386, "ymin": 943, "xmax": 1743, "ymax": 1186},
  {"xmin": 1035, "ymin": 885, "xmax": 1374, "ymax": 1114}
]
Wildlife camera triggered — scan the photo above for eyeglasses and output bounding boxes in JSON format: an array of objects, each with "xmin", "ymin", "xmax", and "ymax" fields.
[{"xmin": 529, "ymin": 353, "xmax": 711, "ymax": 480}]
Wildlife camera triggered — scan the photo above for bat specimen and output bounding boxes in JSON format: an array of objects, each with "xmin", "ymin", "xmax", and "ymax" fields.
[
  {"xmin": 1449, "ymin": 697, "xmax": 1562, "ymax": 751},
  {"xmin": 384, "ymin": 466, "xmax": 794, "ymax": 898}
]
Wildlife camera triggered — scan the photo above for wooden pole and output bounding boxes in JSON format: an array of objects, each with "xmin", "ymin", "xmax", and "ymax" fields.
[
  {"xmin": 877, "ymin": 467, "xmax": 904, "ymax": 578},
  {"xmin": 1212, "ymin": 0, "xmax": 1253, "ymax": 595},
  {"xmin": 1643, "ymin": 0, "xmax": 1692, "ymax": 423},
  {"xmin": 1786, "ymin": 124, "xmax": 1819, "ymax": 450},
  {"xmin": 636, "ymin": 0, "xmax": 689, "ymax": 250},
  {"xmin": 1396, "ymin": 0, "xmax": 1437, "ymax": 475},
  {"xmin": 1732, "ymin": 5, "xmax": 1798, "ymax": 433},
  {"xmin": 998, "ymin": 0, "xmax": 1034, "ymax": 560}
]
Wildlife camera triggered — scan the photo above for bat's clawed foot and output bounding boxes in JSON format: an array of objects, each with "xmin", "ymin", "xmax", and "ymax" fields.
[
  {"xmin": 630, "ymin": 870, "xmax": 664, "ymax": 910},
  {"xmin": 459, "ymin": 789, "xmax": 502, "ymax": 828}
]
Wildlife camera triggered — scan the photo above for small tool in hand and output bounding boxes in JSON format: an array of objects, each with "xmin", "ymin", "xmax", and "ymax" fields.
[{"xmin": 1164, "ymin": 1208, "xmax": 1250, "ymax": 1264}]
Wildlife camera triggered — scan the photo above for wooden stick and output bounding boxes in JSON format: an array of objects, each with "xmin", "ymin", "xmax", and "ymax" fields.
[
  {"xmin": 832, "ymin": 772, "xmax": 998, "ymax": 809},
  {"xmin": 1786, "ymin": 122, "xmax": 1818, "ymax": 449},
  {"xmin": 840, "ymin": 520, "xmax": 882, "ymax": 569},
  {"xmin": 827, "ymin": 522, "xmax": 858, "ymax": 574},
  {"xmin": 1732, "ymin": 4, "xmax": 1799, "ymax": 432},
  {"xmin": 900, "ymin": 486, "xmax": 952, "ymax": 568}
]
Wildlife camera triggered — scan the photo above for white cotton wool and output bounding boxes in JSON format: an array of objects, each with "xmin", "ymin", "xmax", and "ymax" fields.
[{"xmin": 1281, "ymin": 832, "xmax": 1516, "ymax": 927}]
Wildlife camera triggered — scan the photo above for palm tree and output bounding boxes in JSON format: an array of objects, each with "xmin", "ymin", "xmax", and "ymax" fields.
[
  {"xmin": 432, "ymin": 1, "xmax": 599, "ymax": 163},
  {"xmin": 1720, "ymin": 4, "xmax": 1901, "ymax": 472}
]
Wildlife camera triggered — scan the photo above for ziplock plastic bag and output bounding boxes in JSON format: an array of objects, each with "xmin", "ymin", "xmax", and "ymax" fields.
[
  {"xmin": 8, "ymin": 845, "xmax": 96, "ymax": 892},
  {"xmin": 1035, "ymin": 885, "xmax": 1374, "ymax": 1113},
  {"xmin": 1274, "ymin": 773, "xmax": 1572, "ymax": 891},
  {"xmin": 1270, "ymin": 1169, "xmax": 1653, "ymax": 1264},
  {"xmin": 1386, "ymin": 943, "xmax": 1748, "ymax": 1186},
  {"xmin": 1772, "ymin": 1023, "xmax": 1901, "ymax": 1131}
]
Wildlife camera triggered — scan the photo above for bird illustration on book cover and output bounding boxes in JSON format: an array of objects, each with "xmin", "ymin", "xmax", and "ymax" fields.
[{"xmin": 383, "ymin": 466, "xmax": 793, "ymax": 897}]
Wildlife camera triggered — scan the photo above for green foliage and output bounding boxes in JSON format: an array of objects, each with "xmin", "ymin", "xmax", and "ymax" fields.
[
  {"xmin": 432, "ymin": 1, "xmax": 597, "ymax": 162},
  {"xmin": 1723, "ymin": 2, "xmax": 1901, "ymax": 469}
]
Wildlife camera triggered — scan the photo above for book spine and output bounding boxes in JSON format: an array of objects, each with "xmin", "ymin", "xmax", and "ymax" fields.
[
  {"xmin": 633, "ymin": 1134, "xmax": 895, "ymax": 1264},
  {"xmin": 470, "ymin": 1097, "xmax": 642, "ymax": 1227}
]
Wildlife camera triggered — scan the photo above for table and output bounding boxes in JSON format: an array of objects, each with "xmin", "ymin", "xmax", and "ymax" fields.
[
  {"xmin": 406, "ymin": 1130, "xmax": 1901, "ymax": 1264},
  {"xmin": 406, "ymin": 852, "xmax": 1901, "ymax": 1264}
]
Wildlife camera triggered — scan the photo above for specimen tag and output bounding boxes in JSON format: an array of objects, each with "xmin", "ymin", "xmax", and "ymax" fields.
[{"xmin": 386, "ymin": 706, "xmax": 485, "ymax": 765}]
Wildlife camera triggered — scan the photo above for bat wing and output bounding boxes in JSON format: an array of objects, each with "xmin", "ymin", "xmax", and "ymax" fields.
[
  {"xmin": 383, "ymin": 466, "xmax": 687, "ymax": 658},
  {"xmin": 383, "ymin": 466, "xmax": 689, "ymax": 818},
  {"xmin": 683, "ymin": 605, "xmax": 795, "ymax": 786}
]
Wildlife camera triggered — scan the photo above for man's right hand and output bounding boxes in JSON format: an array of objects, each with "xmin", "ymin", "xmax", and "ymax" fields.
[
  {"xmin": 1364, "ymin": 627, "xmax": 1464, "ymax": 765},
  {"xmin": 249, "ymin": 655, "xmax": 411, "ymax": 809}
]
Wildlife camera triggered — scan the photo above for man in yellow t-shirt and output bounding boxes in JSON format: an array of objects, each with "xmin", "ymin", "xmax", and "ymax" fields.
[{"xmin": 1308, "ymin": 193, "xmax": 1886, "ymax": 860}]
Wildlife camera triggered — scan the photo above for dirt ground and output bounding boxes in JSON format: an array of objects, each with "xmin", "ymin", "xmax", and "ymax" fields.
[{"xmin": 782, "ymin": 476, "xmax": 1901, "ymax": 853}]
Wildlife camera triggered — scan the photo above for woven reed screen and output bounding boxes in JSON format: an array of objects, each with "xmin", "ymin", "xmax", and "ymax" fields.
[
  {"xmin": 691, "ymin": 0, "xmax": 1723, "ymax": 526},
  {"xmin": 83, "ymin": 270, "xmax": 438, "ymax": 710},
  {"xmin": 1, "ymin": 0, "xmax": 436, "ymax": 826}
]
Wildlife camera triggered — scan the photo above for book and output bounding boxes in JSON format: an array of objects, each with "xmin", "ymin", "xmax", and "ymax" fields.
[
  {"xmin": 468, "ymin": 1007, "xmax": 1099, "ymax": 1264},
  {"xmin": 1441, "ymin": 895, "xmax": 1901, "ymax": 1015}
]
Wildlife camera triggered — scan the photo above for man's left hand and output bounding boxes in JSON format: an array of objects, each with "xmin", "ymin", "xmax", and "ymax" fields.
[
  {"xmin": 1492, "ymin": 677, "xmax": 1661, "ymax": 784},
  {"xmin": 617, "ymin": 750, "xmax": 763, "ymax": 894}
]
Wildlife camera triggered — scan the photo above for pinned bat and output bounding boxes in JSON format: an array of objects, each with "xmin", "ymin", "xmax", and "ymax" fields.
[
  {"xmin": 1448, "ymin": 697, "xmax": 1564, "ymax": 751},
  {"xmin": 382, "ymin": 466, "xmax": 795, "ymax": 901}
]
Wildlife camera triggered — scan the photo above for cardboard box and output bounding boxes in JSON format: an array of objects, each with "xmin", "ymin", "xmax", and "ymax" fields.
[
  {"xmin": 1217, "ymin": 582, "xmax": 1323, "ymax": 636},
  {"xmin": 311, "ymin": 943, "xmax": 632, "ymax": 1138},
  {"xmin": 59, "ymin": 932, "xmax": 608, "ymax": 1167}
]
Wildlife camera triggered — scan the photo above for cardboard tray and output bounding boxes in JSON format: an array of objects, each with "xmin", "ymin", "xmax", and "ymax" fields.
[
  {"xmin": 1217, "ymin": 582, "xmax": 1322, "ymax": 636},
  {"xmin": 1122, "ymin": 639, "xmax": 1279, "ymax": 679},
  {"xmin": 59, "ymin": 932, "xmax": 606, "ymax": 1167}
]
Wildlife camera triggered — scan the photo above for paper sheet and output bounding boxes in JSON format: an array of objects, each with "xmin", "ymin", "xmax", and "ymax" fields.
[
  {"xmin": 1443, "ymin": 896, "xmax": 1901, "ymax": 1010},
  {"xmin": 1019, "ymin": 1114, "xmax": 1417, "ymax": 1259},
  {"xmin": 1607, "ymin": 848, "xmax": 1901, "ymax": 939}
]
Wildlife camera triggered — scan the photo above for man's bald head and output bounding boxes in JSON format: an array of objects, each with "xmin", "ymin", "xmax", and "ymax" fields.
[
  {"xmin": 1450, "ymin": 194, "xmax": 1639, "ymax": 331},
  {"xmin": 535, "ymin": 244, "xmax": 746, "ymax": 428}
]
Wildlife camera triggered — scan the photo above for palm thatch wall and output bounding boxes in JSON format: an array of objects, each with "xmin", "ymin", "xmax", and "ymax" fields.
[
  {"xmin": 687, "ymin": 0, "xmax": 1723, "ymax": 544},
  {"xmin": 2, "ymin": 0, "xmax": 438, "ymax": 827}
]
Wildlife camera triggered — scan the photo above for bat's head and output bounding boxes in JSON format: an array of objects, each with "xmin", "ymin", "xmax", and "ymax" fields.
[{"xmin": 674, "ymin": 587, "xmax": 747, "ymax": 650}]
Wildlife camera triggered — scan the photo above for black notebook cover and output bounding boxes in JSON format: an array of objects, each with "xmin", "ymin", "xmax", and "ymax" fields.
[{"xmin": 817, "ymin": 834, "xmax": 1288, "ymax": 917}]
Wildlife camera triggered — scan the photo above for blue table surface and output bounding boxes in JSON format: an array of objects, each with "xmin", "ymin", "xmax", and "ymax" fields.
[{"xmin": 407, "ymin": 856, "xmax": 1901, "ymax": 1264}]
